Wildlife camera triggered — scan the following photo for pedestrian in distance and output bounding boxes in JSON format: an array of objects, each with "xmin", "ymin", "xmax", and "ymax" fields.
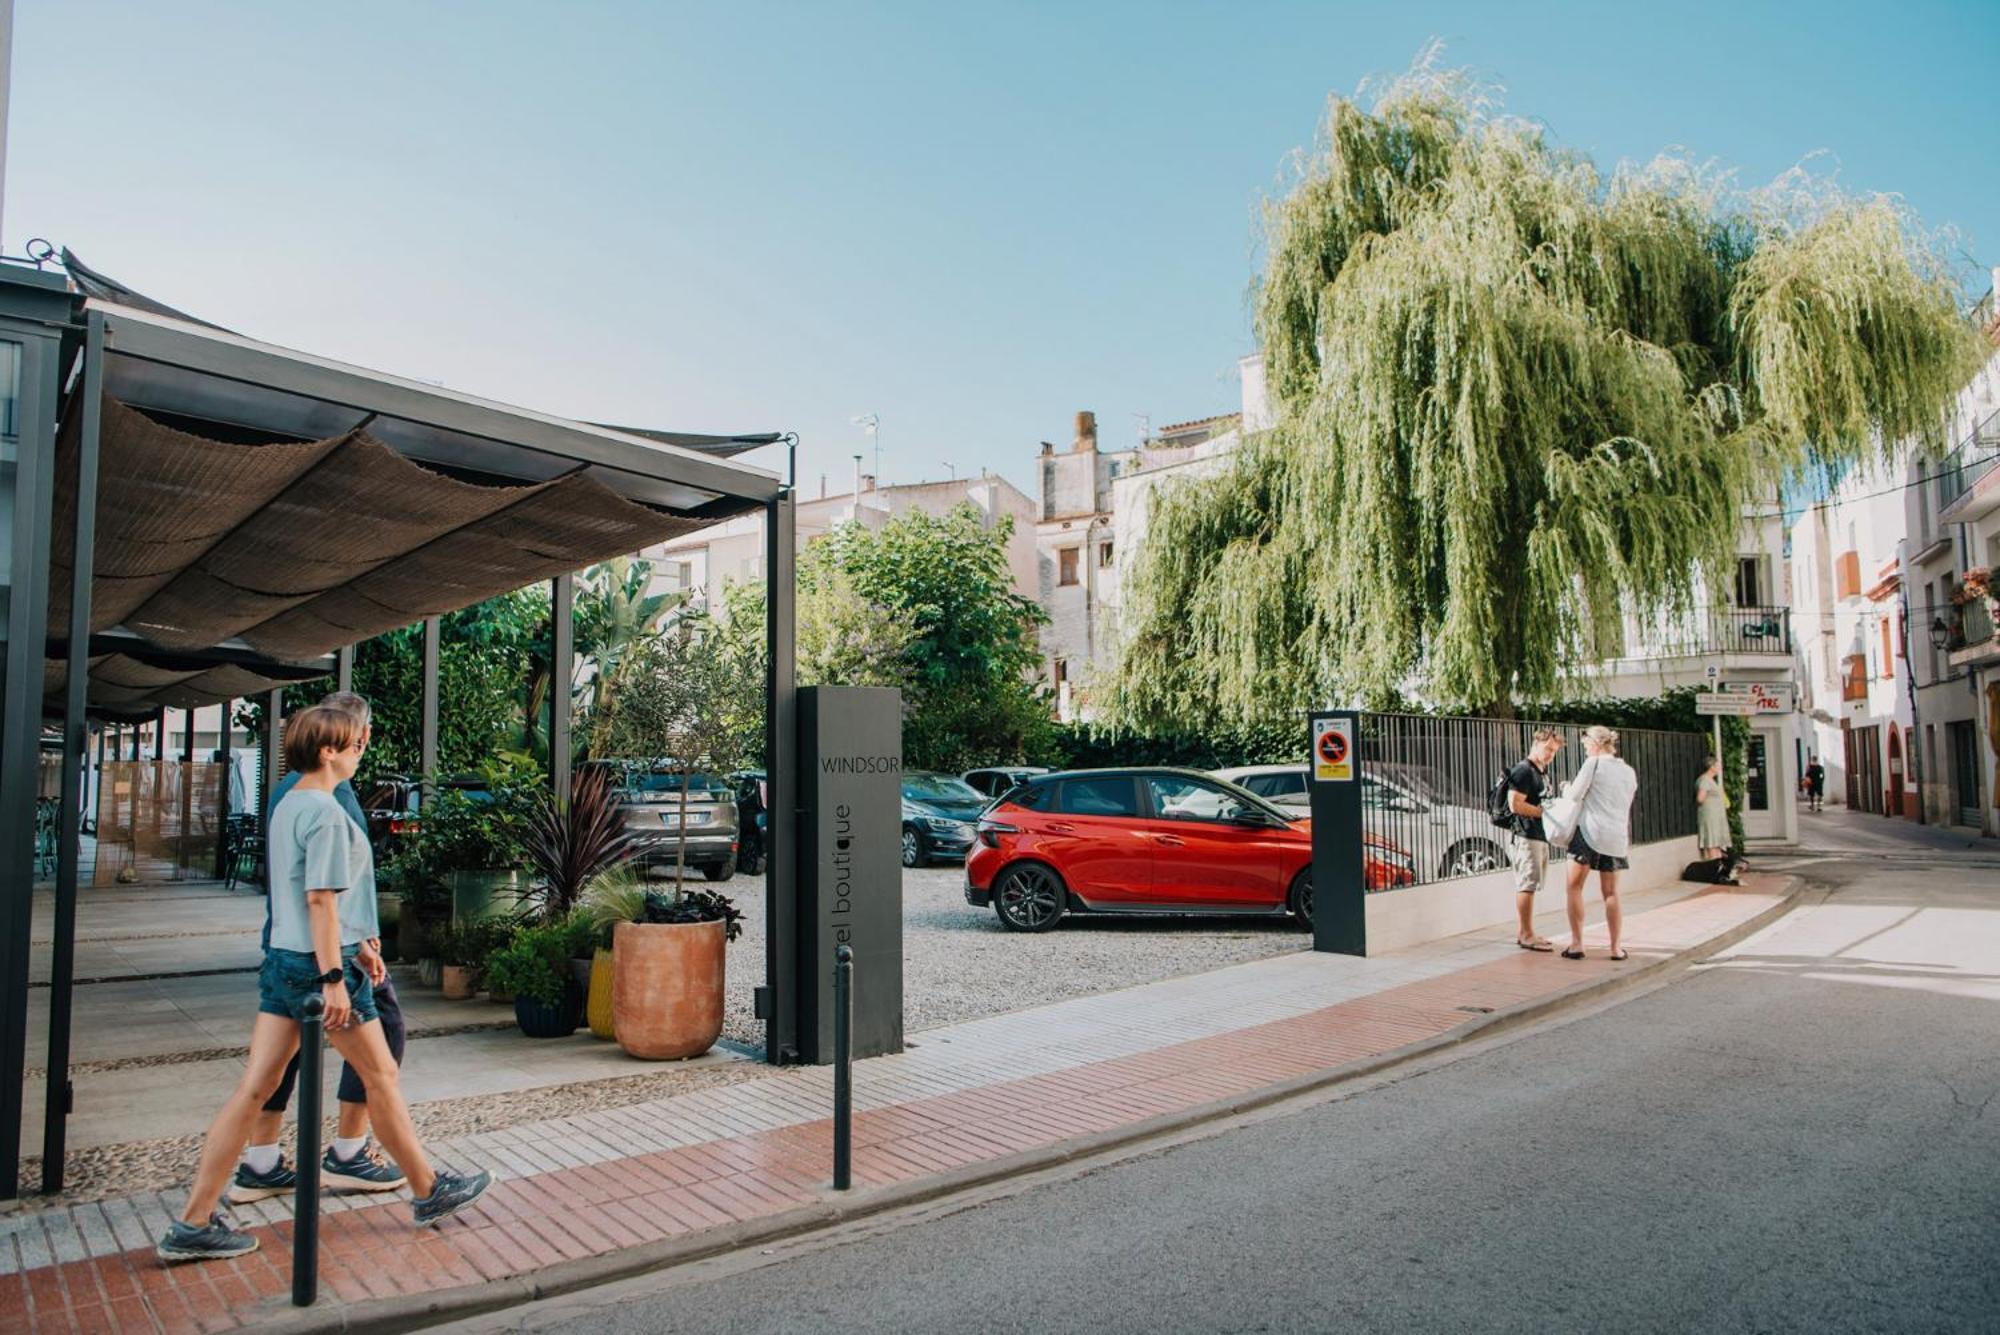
[
  {"xmin": 230, "ymin": 691, "xmax": 410, "ymax": 1203},
  {"xmin": 1696, "ymin": 753, "xmax": 1730, "ymax": 860},
  {"xmin": 1561, "ymin": 725, "xmax": 1638, "ymax": 961},
  {"xmin": 157, "ymin": 705, "xmax": 492, "ymax": 1263},
  {"xmin": 1806, "ymin": 754, "xmax": 1826, "ymax": 813},
  {"xmin": 1505, "ymin": 727, "xmax": 1565, "ymax": 952}
]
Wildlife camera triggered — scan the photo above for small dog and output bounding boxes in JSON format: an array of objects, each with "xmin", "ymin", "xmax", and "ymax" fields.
[{"xmin": 1681, "ymin": 851, "xmax": 1744, "ymax": 885}]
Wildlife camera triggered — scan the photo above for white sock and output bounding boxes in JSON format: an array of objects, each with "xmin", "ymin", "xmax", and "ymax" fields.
[
  {"xmin": 331, "ymin": 1135, "xmax": 368, "ymax": 1161},
  {"xmin": 243, "ymin": 1143, "xmax": 282, "ymax": 1175}
]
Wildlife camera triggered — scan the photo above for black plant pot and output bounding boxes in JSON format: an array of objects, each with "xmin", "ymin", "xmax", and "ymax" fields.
[{"xmin": 515, "ymin": 989, "xmax": 580, "ymax": 1039}]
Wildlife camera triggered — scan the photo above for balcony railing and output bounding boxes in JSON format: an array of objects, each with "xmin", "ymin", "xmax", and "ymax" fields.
[
  {"xmin": 1937, "ymin": 408, "xmax": 2000, "ymax": 513},
  {"xmin": 1617, "ymin": 605, "xmax": 1791, "ymax": 660}
]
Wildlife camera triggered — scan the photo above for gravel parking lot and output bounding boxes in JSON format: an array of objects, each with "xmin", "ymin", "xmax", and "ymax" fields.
[{"xmin": 707, "ymin": 862, "xmax": 1308, "ymax": 1051}]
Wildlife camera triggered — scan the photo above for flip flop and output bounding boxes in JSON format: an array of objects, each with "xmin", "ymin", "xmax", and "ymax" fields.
[
  {"xmin": 1609, "ymin": 949, "xmax": 1629, "ymax": 961},
  {"xmin": 1560, "ymin": 947, "xmax": 1585, "ymax": 960},
  {"xmin": 1518, "ymin": 939, "xmax": 1554, "ymax": 952}
]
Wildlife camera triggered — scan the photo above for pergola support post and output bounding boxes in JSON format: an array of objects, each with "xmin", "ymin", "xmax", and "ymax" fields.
[
  {"xmin": 0, "ymin": 318, "xmax": 62, "ymax": 1201},
  {"xmin": 214, "ymin": 700, "xmax": 234, "ymax": 878},
  {"xmin": 551, "ymin": 575, "xmax": 573, "ymax": 801},
  {"xmin": 260, "ymin": 691, "xmax": 282, "ymax": 822},
  {"xmin": 420, "ymin": 616, "xmax": 440, "ymax": 792},
  {"xmin": 44, "ymin": 311, "xmax": 104, "ymax": 1192},
  {"xmin": 335, "ymin": 645, "xmax": 354, "ymax": 695},
  {"xmin": 762, "ymin": 491, "xmax": 799, "ymax": 1064}
]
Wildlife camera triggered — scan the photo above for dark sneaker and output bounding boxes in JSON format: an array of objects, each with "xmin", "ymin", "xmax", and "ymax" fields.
[
  {"xmin": 322, "ymin": 1142, "xmax": 407, "ymax": 1192},
  {"xmin": 156, "ymin": 1212, "xmax": 258, "ymax": 1264},
  {"xmin": 228, "ymin": 1156, "xmax": 297, "ymax": 1203},
  {"xmin": 411, "ymin": 1169, "xmax": 494, "ymax": 1227}
]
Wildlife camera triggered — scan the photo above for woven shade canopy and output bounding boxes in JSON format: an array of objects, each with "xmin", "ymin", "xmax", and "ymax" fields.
[{"xmin": 46, "ymin": 395, "xmax": 708, "ymax": 713}]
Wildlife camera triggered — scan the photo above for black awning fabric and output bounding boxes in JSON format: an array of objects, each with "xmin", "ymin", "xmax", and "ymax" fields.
[{"xmin": 46, "ymin": 395, "xmax": 707, "ymax": 712}]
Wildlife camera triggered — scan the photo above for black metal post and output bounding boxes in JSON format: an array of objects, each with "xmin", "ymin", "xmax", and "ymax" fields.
[
  {"xmin": 551, "ymin": 574, "xmax": 572, "ymax": 801},
  {"xmin": 43, "ymin": 312, "xmax": 104, "ymax": 1194},
  {"xmin": 762, "ymin": 491, "xmax": 799, "ymax": 1063},
  {"xmin": 1308, "ymin": 710, "xmax": 1368, "ymax": 956},
  {"xmin": 129, "ymin": 722, "xmax": 139, "ymax": 762},
  {"xmin": 0, "ymin": 323, "xmax": 60, "ymax": 1202},
  {"xmin": 833, "ymin": 943, "xmax": 852, "ymax": 1190},
  {"xmin": 293, "ymin": 993, "xmax": 325, "ymax": 1307},
  {"xmin": 260, "ymin": 690, "xmax": 282, "ymax": 823}
]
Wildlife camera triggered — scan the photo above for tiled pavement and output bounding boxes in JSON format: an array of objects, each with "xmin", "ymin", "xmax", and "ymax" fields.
[{"xmin": 0, "ymin": 877, "xmax": 1792, "ymax": 1334}]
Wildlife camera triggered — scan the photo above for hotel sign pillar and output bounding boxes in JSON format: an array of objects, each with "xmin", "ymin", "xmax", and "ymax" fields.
[
  {"xmin": 1308, "ymin": 710, "xmax": 1368, "ymax": 956},
  {"xmin": 794, "ymin": 686, "xmax": 903, "ymax": 1063}
]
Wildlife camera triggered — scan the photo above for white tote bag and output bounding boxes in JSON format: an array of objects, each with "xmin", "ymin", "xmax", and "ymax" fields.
[{"xmin": 1540, "ymin": 794, "xmax": 1578, "ymax": 846}]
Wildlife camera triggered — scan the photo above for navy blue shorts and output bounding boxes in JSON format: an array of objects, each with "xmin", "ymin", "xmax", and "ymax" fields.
[{"xmin": 257, "ymin": 946, "xmax": 379, "ymax": 1025}]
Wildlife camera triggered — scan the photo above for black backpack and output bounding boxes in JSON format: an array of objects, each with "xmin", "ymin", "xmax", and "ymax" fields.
[{"xmin": 1487, "ymin": 771, "xmax": 1517, "ymax": 830}]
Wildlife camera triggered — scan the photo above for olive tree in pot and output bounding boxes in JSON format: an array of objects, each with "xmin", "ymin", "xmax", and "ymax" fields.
[{"xmin": 586, "ymin": 882, "xmax": 743, "ymax": 1060}]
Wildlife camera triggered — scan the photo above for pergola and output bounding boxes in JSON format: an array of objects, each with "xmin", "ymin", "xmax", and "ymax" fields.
[{"xmin": 0, "ymin": 257, "xmax": 806, "ymax": 1199}]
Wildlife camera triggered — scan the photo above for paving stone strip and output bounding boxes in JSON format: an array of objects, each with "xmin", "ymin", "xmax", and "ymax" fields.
[{"xmin": 0, "ymin": 880, "xmax": 1791, "ymax": 1333}]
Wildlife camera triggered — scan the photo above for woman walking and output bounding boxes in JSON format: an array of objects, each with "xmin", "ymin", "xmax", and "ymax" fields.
[
  {"xmin": 157, "ymin": 706, "xmax": 491, "ymax": 1263},
  {"xmin": 1696, "ymin": 754, "xmax": 1730, "ymax": 861},
  {"xmin": 1560, "ymin": 725, "xmax": 1638, "ymax": 962}
]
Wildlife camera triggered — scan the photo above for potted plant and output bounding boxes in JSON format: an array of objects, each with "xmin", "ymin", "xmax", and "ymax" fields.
[
  {"xmin": 581, "ymin": 868, "xmax": 644, "ymax": 1040},
  {"xmin": 592, "ymin": 884, "xmax": 743, "ymax": 1060},
  {"xmin": 423, "ymin": 756, "xmax": 540, "ymax": 925},
  {"xmin": 483, "ymin": 921, "xmax": 579, "ymax": 1038},
  {"xmin": 523, "ymin": 763, "xmax": 637, "ymax": 1014},
  {"xmin": 436, "ymin": 922, "xmax": 479, "ymax": 1000}
]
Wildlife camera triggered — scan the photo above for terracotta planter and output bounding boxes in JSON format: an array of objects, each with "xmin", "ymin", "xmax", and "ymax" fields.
[
  {"xmin": 440, "ymin": 965, "xmax": 474, "ymax": 1000},
  {"xmin": 586, "ymin": 948, "xmax": 616, "ymax": 1040},
  {"xmin": 612, "ymin": 920, "xmax": 724, "ymax": 1060}
]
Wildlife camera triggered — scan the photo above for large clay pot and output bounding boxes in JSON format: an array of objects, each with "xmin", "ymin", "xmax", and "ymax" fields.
[
  {"xmin": 440, "ymin": 965, "xmax": 474, "ymax": 1000},
  {"xmin": 612, "ymin": 920, "xmax": 724, "ymax": 1060},
  {"xmin": 586, "ymin": 948, "xmax": 616, "ymax": 1040}
]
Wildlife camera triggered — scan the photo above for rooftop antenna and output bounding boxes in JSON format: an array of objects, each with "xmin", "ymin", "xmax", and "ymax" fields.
[
  {"xmin": 1133, "ymin": 411, "xmax": 1151, "ymax": 445},
  {"xmin": 851, "ymin": 413, "xmax": 880, "ymax": 485}
]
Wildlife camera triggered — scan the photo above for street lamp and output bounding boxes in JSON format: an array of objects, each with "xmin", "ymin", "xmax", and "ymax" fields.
[
  {"xmin": 850, "ymin": 413, "xmax": 880, "ymax": 485},
  {"xmin": 1929, "ymin": 617, "xmax": 1950, "ymax": 652}
]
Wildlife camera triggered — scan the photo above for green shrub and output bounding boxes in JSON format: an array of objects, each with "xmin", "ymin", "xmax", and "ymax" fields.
[{"xmin": 482, "ymin": 922, "xmax": 571, "ymax": 1007}]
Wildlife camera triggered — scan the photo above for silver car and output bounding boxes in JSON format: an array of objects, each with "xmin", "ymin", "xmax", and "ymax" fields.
[
  {"xmin": 1212, "ymin": 763, "xmax": 1509, "ymax": 882},
  {"xmin": 613, "ymin": 766, "xmax": 740, "ymax": 882}
]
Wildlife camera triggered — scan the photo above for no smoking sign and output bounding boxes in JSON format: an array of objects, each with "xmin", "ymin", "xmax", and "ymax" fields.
[{"xmin": 1313, "ymin": 717, "xmax": 1355, "ymax": 783}]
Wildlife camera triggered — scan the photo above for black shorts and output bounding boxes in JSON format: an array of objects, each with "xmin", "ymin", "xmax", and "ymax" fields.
[{"xmin": 1568, "ymin": 830, "xmax": 1630, "ymax": 872}]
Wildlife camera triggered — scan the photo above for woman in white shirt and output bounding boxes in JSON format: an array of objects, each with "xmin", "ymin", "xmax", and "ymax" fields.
[{"xmin": 1560, "ymin": 725, "xmax": 1637, "ymax": 961}]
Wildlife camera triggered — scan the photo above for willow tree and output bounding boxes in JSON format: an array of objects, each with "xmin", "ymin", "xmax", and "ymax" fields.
[{"xmin": 1108, "ymin": 58, "xmax": 1988, "ymax": 726}]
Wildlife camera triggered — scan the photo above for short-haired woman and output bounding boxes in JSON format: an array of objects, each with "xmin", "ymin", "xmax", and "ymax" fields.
[
  {"xmin": 1560, "ymin": 725, "xmax": 1638, "ymax": 962},
  {"xmin": 158, "ymin": 705, "xmax": 491, "ymax": 1262},
  {"xmin": 1696, "ymin": 754, "xmax": 1729, "ymax": 861}
]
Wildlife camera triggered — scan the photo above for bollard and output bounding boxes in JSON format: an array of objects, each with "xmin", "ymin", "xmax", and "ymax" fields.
[
  {"xmin": 833, "ymin": 944, "xmax": 852, "ymax": 1190},
  {"xmin": 293, "ymin": 993, "xmax": 325, "ymax": 1308}
]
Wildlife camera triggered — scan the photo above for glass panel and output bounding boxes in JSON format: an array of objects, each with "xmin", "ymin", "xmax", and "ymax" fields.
[
  {"xmin": 1142, "ymin": 774, "xmax": 1256, "ymax": 822},
  {"xmin": 1057, "ymin": 776, "xmax": 1137, "ymax": 818},
  {"xmin": 1745, "ymin": 736, "xmax": 1769, "ymax": 812}
]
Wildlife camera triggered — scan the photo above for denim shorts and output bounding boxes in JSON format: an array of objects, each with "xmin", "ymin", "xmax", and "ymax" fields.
[{"xmin": 257, "ymin": 946, "xmax": 379, "ymax": 1025}]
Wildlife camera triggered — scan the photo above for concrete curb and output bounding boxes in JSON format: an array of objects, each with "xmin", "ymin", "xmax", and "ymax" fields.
[{"xmin": 257, "ymin": 878, "xmax": 1805, "ymax": 1333}]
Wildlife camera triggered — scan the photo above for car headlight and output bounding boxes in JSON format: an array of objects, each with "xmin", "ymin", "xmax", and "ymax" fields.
[{"xmin": 924, "ymin": 816, "xmax": 963, "ymax": 832}]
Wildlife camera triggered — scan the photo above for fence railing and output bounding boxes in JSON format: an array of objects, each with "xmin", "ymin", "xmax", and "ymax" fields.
[
  {"xmin": 1357, "ymin": 713, "xmax": 1705, "ymax": 890},
  {"xmin": 1937, "ymin": 408, "xmax": 2000, "ymax": 512}
]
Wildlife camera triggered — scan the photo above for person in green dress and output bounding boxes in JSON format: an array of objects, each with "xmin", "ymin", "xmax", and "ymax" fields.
[{"xmin": 1695, "ymin": 754, "xmax": 1730, "ymax": 859}]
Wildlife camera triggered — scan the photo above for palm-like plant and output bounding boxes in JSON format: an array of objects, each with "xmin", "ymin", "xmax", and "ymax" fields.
[{"xmin": 524, "ymin": 764, "xmax": 636, "ymax": 922}]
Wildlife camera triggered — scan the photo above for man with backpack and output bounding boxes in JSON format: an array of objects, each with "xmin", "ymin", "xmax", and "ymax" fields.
[{"xmin": 1502, "ymin": 727, "xmax": 1564, "ymax": 952}]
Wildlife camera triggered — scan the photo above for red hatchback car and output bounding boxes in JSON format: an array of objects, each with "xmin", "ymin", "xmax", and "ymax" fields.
[{"xmin": 964, "ymin": 768, "xmax": 1416, "ymax": 932}]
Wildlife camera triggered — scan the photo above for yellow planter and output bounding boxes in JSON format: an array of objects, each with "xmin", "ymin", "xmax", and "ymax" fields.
[{"xmin": 586, "ymin": 947, "xmax": 617, "ymax": 1040}]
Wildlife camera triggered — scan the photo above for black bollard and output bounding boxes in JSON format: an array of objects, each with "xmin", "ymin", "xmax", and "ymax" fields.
[
  {"xmin": 293, "ymin": 993, "xmax": 324, "ymax": 1308},
  {"xmin": 833, "ymin": 944, "xmax": 852, "ymax": 1190}
]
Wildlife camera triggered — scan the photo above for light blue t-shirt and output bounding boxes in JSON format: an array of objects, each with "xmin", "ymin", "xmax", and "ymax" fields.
[{"xmin": 267, "ymin": 787, "xmax": 376, "ymax": 953}]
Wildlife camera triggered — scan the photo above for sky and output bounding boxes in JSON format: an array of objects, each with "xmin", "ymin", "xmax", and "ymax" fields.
[{"xmin": 7, "ymin": 1, "xmax": 1998, "ymax": 502}]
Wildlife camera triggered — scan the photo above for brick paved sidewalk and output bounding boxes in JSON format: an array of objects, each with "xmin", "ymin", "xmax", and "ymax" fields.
[{"xmin": 0, "ymin": 878, "xmax": 1792, "ymax": 1334}]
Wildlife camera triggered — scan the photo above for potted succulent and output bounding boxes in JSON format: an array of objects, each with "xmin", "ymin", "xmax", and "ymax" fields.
[
  {"xmin": 483, "ymin": 920, "xmax": 580, "ymax": 1039},
  {"xmin": 590, "ymin": 883, "xmax": 743, "ymax": 1060}
]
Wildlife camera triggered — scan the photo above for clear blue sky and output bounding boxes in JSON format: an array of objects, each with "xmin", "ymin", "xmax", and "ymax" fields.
[{"xmin": 9, "ymin": 1, "xmax": 1997, "ymax": 501}]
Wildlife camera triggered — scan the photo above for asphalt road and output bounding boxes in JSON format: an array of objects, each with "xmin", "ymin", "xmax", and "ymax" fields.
[{"xmin": 453, "ymin": 836, "xmax": 2000, "ymax": 1335}]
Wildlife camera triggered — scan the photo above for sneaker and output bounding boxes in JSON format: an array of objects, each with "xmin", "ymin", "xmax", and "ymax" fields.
[
  {"xmin": 411, "ymin": 1169, "xmax": 494, "ymax": 1227},
  {"xmin": 156, "ymin": 1212, "xmax": 259, "ymax": 1264},
  {"xmin": 322, "ymin": 1142, "xmax": 408, "ymax": 1193},
  {"xmin": 228, "ymin": 1156, "xmax": 297, "ymax": 1203}
]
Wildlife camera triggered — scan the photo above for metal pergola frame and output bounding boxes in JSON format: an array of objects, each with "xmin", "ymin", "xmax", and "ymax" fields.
[{"xmin": 0, "ymin": 275, "xmax": 803, "ymax": 1199}]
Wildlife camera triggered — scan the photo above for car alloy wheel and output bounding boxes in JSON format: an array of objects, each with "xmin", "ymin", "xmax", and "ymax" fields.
[
  {"xmin": 901, "ymin": 827, "xmax": 926, "ymax": 869},
  {"xmin": 1287, "ymin": 868, "xmax": 1313, "ymax": 931},
  {"xmin": 1442, "ymin": 839, "xmax": 1503, "ymax": 879},
  {"xmin": 993, "ymin": 863, "xmax": 1066, "ymax": 932}
]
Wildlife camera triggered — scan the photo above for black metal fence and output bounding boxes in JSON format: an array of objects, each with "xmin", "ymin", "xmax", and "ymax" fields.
[{"xmin": 1358, "ymin": 713, "xmax": 1705, "ymax": 889}]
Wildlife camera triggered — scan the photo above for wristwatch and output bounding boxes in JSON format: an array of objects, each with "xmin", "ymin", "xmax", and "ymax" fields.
[{"xmin": 315, "ymin": 966, "xmax": 345, "ymax": 986}]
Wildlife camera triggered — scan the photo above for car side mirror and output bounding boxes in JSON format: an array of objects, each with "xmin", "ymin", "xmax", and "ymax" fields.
[{"xmin": 1231, "ymin": 809, "xmax": 1283, "ymax": 829}]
